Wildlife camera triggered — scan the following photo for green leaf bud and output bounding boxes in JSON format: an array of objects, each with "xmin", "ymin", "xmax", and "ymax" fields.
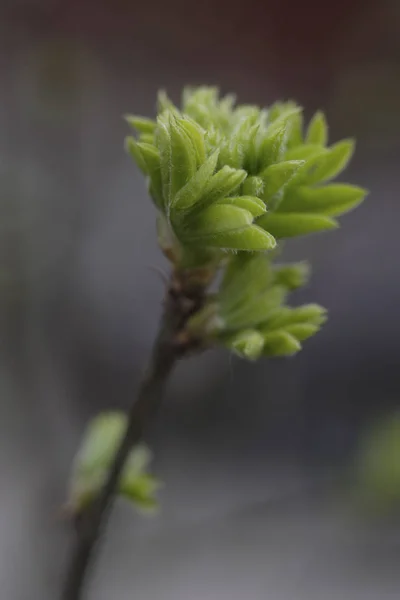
[{"xmin": 67, "ymin": 412, "xmax": 160, "ymax": 514}]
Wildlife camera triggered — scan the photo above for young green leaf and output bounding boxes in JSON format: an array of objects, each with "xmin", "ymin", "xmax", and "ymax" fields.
[
  {"xmin": 257, "ymin": 212, "xmax": 338, "ymax": 238},
  {"xmin": 172, "ymin": 150, "xmax": 219, "ymax": 211},
  {"xmin": 272, "ymin": 262, "xmax": 310, "ymax": 290},
  {"xmin": 169, "ymin": 115, "xmax": 198, "ymax": 198},
  {"xmin": 225, "ymin": 329, "xmax": 264, "ymax": 360},
  {"xmin": 263, "ymin": 303, "xmax": 327, "ymax": 330},
  {"xmin": 138, "ymin": 133, "xmax": 155, "ymax": 145},
  {"xmin": 195, "ymin": 166, "xmax": 247, "ymax": 210},
  {"xmin": 242, "ymin": 175, "xmax": 264, "ymax": 197},
  {"xmin": 197, "ymin": 224, "xmax": 276, "ymax": 251},
  {"xmin": 75, "ymin": 412, "xmax": 126, "ymax": 473},
  {"xmin": 205, "ymin": 126, "xmax": 224, "ymax": 153},
  {"xmin": 237, "ymin": 120, "xmax": 260, "ymax": 173},
  {"xmin": 156, "ymin": 114, "xmax": 173, "ymax": 208},
  {"xmin": 258, "ymin": 125, "xmax": 287, "ymax": 171},
  {"xmin": 262, "ymin": 330, "xmax": 301, "ymax": 356},
  {"xmin": 268, "ymin": 104, "xmax": 302, "ymax": 129},
  {"xmin": 285, "ymin": 144, "xmax": 326, "ymax": 161},
  {"xmin": 183, "ymin": 204, "xmax": 254, "ymax": 241},
  {"xmin": 158, "ymin": 90, "xmax": 176, "ymax": 113},
  {"xmin": 156, "ymin": 112, "xmax": 198, "ymax": 209},
  {"xmin": 125, "ymin": 136, "xmax": 147, "ymax": 174},
  {"xmin": 126, "ymin": 86, "xmax": 365, "ymax": 281},
  {"xmin": 234, "ymin": 105, "xmax": 260, "ymax": 125},
  {"xmin": 260, "ymin": 160, "xmax": 305, "ymax": 206},
  {"xmin": 285, "ymin": 111, "xmax": 304, "ymax": 149},
  {"xmin": 67, "ymin": 412, "xmax": 159, "ymax": 514},
  {"xmin": 285, "ymin": 323, "xmax": 320, "ymax": 341},
  {"xmin": 216, "ymin": 196, "xmax": 266, "ymax": 217},
  {"xmin": 179, "ymin": 116, "xmax": 207, "ymax": 167},
  {"xmin": 278, "ymin": 184, "xmax": 367, "ymax": 216},
  {"xmin": 218, "ymin": 138, "xmax": 244, "ymax": 169},
  {"xmin": 219, "ymin": 253, "xmax": 273, "ymax": 315},
  {"xmin": 125, "ymin": 115, "xmax": 156, "ymax": 134},
  {"xmin": 120, "ymin": 472, "xmax": 161, "ymax": 514},
  {"xmin": 302, "ymin": 140, "xmax": 355, "ymax": 186},
  {"xmin": 223, "ymin": 285, "xmax": 286, "ymax": 330},
  {"xmin": 305, "ymin": 111, "xmax": 328, "ymax": 146},
  {"xmin": 135, "ymin": 142, "xmax": 163, "ymax": 208}
]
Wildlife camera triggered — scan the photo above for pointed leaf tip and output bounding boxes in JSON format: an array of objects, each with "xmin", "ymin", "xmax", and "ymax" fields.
[
  {"xmin": 278, "ymin": 184, "xmax": 367, "ymax": 217},
  {"xmin": 306, "ymin": 111, "xmax": 328, "ymax": 146},
  {"xmin": 125, "ymin": 115, "xmax": 156, "ymax": 134}
]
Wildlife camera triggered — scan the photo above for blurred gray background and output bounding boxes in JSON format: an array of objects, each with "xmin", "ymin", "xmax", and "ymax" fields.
[{"xmin": 0, "ymin": 0, "xmax": 400, "ymax": 598}]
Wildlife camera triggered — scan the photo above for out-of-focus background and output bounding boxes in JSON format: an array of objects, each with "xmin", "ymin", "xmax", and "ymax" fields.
[{"xmin": 1, "ymin": 0, "xmax": 400, "ymax": 598}]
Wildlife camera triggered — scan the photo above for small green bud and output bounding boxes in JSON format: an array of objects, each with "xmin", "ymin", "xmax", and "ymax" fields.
[
  {"xmin": 68, "ymin": 412, "xmax": 160, "ymax": 514},
  {"xmin": 126, "ymin": 85, "xmax": 365, "ymax": 306}
]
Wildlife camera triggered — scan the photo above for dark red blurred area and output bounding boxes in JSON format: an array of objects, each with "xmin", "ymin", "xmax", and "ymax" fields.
[{"xmin": 2, "ymin": 0, "xmax": 388, "ymax": 96}]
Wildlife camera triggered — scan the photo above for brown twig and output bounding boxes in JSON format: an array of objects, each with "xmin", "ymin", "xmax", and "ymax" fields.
[{"xmin": 61, "ymin": 271, "xmax": 209, "ymax": 599}]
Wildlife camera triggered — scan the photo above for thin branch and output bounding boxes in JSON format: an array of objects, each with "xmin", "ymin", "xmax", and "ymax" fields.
[{"xmin": 62, "ymin": 297, "xmax": 179, "ymax": 600}]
